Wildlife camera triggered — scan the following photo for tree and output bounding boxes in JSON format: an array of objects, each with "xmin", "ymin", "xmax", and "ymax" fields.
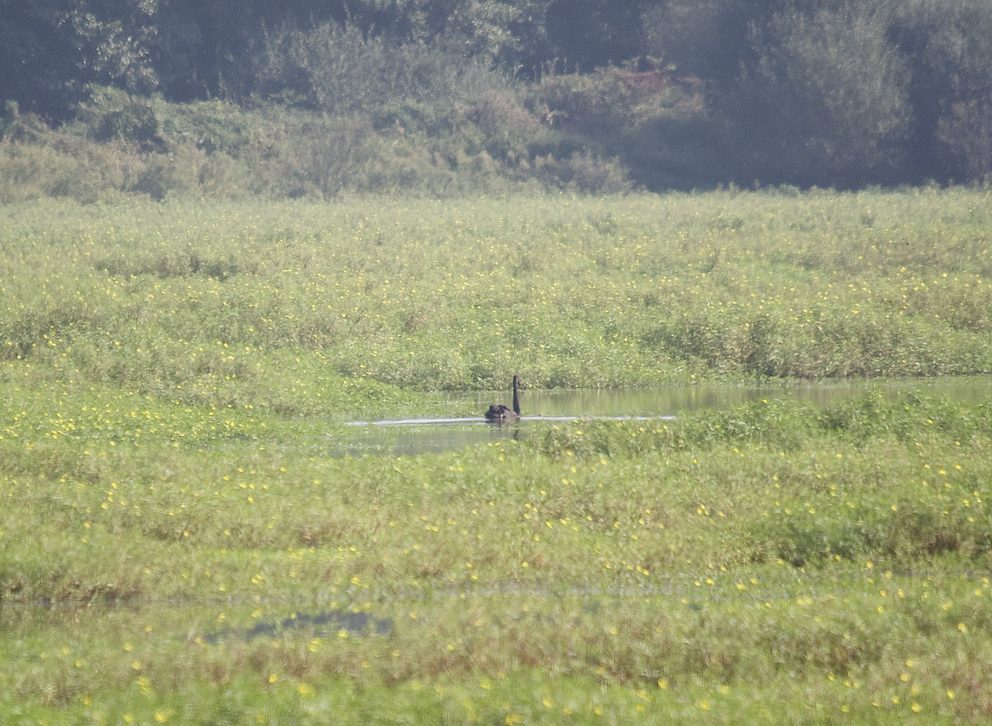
[
  {"xmin": 644, "ymin": 0, "xmax": 763, "ymax": 82},
  {"xmin": 151, "ymin": 1, "xmax": 552, "ymax": 100},
  {"xmin": 544, "ymin": 0, "xmax": 655, "ymax": 72},
  {"xmin": 0, "ymin": 0, "xmax": 157, "ymax": 119},
  {"xmin": 644, "ymin": 1, "xmax": 913, "ymax": 186},
  {"xmin": 891, "ymin": 0, "xmax": 992, "ymax": 182},
  {"xmin": 734, "ymin": 3, "xmax": 911, "ymax": 186}
]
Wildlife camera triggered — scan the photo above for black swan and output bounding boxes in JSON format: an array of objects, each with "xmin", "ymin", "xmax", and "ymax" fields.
[{"xmin": 485, "ymin": 375, "xmax": 521, "ymax": 421}]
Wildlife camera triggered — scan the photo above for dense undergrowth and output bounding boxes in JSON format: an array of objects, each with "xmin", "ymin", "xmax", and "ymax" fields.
[
  {"xmin": 2, "ymin": 191, "xmax": 991, "ymax": 722},
  {"xmin": 6, "ymin": 1, "xmax": 992, "ymax": 195},
  {"xmin": 1, "ymin": 66, "xmax": 692, "ymax": 203}
]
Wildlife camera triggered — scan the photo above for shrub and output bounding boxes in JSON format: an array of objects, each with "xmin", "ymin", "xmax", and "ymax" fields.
[
  {"xmin": 73, "ymin": 85, "xmax": 162, "ymax": 149},
  {"xmin": 258, "ymin": 116, "xmax": 372, "ymax": 198},
  {"xmin": 258, "ymin": 22, "xmax": 508, "ymax": 115},
  {"xmin": 528, "ymin": 65, "xmax": 692, "ymax": 133},
  {"xmin": 0, "ymin": 101, "xmax": 51, "ymax": 143},
  {"xmin": 533, "ymin": 150, "xmax": 632, "ymax": 193},
  {"xmin": 0, "ymin": 134, "xmax": 142, "ymax": 204},
  {"xmin": 525, "ymin": 65, "xmax": 712, "ymax": 188}
]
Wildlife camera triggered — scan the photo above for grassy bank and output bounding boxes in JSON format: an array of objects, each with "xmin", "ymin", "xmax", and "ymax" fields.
[
  {"xmin": 2, "ymin": 189, "xmax": 990, "ymax": 403},
  {"xmin": 2, "ymin": 189, "xmax": 992, "ymax": 722}
]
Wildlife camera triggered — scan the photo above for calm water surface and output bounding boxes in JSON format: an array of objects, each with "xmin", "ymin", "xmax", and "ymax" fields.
[{"xmin": 338, "ymin": 377, "xmax": 992, "ymax": 456}]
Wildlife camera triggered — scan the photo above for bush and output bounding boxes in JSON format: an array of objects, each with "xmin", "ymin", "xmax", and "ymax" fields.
[
  {"xmin": 526, "ymin": 65, "xmax": 710, "ymax": 188},
  {"xmin": 254, "ymin": 116, "xmax": 373, "ymax": 198},
  {"xmin": 74, "ymin": 85, "xmax": 162, "ymax": 149},
  {"xmin": 0, "ymin": 134, "xmax": 141, "ymax": 204},
  {"xmin": 257, "ymin": 23, "xmax": 508, "ymax": 115},
  {"xmin": 732, "ymin": 3, "xmax": 911, "ymax": 186},
  {"xmin": 533, "ymin": 150, "xmax": 632, "ymax": 193},
  {"xmin": 0, "ymin": 101, "xmax": 51, "ymax": 143}
]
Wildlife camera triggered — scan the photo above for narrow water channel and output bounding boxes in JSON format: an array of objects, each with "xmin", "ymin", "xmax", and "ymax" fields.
[{"xmin": 335, "ymin": 377, "xmax": 992, "ymax": 456}]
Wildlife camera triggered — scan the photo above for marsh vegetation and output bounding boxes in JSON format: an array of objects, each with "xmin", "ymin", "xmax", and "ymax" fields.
[{"xmin": 2, "ymin": 190, "xmax": 991, "ymax": 722}]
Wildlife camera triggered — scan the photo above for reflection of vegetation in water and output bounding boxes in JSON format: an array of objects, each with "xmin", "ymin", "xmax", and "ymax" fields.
[{"xmin": 203, "ymin": 610, "xmax": 393, "ymax": 643}]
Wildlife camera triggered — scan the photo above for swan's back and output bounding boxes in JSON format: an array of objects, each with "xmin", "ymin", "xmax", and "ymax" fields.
[
  {"xmin": 485, "ymin": 404, "xmax": 517, "ymax": 420},
  {"xmin": 484, "ymin": 375, "xmax": 522, "ymax": 420}
]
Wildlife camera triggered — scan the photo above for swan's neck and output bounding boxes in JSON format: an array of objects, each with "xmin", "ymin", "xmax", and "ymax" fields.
[{"xmin": 512, "ymin": 377, "xmax": 520, "ymax": 415}]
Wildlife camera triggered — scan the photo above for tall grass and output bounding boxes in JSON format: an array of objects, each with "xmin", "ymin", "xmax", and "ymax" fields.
[{"xmin": 2, "ymin": 190, "xmax": 990, "ymax": 402}]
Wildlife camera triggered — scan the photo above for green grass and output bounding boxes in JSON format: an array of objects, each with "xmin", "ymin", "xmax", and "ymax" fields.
[
  {"xmin": 2, "ymin": 189, "xmax": 991, "ymax": 402},
  {"xmin": 2, "ymin": 189, "xmax": 992, "ymax": 723}
]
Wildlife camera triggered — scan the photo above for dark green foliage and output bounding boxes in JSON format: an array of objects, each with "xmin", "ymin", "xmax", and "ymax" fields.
[
  {"xmin": 257, "ymin": 22, "xmax": 506, "ymax": 114},
  {"xmin": 0, "ymin": 102, "xmax": 51, "ymax": 143},
  {"xmin": 890, "ymin": 0, "xmax": 992, "ymax": 182},
  {"xmin": 0, "ymin": 0, "xmax": 158, "ymax": 119},
  {"xmin": 642, "ymin": 0, "xmax": 775, "ymax": 83},
  {"xmin": 544, "ymin": 0, "xmax": 654, "ymax": 72},
  {"xmin": 735, "ymin": 4, "xmax": 911, "ymax": 186},
  {"xmin": 74, "ymin": 86, "xmax": 162, "ymax": 148},
  {"xmin": 644, "ymin": 0, "xmax": 992, "ymax": 186},
  {"xmin": 3, "ymin": 0, "xmax": 992, "ymax": 189}
]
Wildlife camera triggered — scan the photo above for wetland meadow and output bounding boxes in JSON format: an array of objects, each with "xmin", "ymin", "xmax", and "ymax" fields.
[{"xmin": 2, "ymin": 188, "xmax": 992, "ymax": 723}]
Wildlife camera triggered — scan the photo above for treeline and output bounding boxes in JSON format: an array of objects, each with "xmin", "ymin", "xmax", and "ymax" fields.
[{"xmin": 1, "ymin": 0, "xmax": 990, "ymax": 199}]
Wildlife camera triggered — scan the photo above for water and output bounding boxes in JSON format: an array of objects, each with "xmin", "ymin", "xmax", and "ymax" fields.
[
  {"xmin": 203, "ymin": 609, "xmax": 393, "ymax": 643},
  {"xmin": 337, "ymin": 376, "xmax": 992, "ymax": 456}
]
